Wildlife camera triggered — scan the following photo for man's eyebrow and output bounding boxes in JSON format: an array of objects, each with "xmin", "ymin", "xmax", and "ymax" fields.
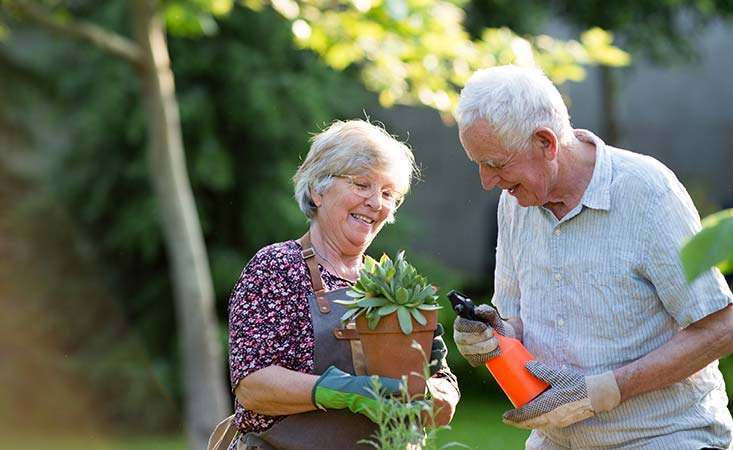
[{"xmin": 481, "ymin": 158, "xmax": 502, "ymax": 168}]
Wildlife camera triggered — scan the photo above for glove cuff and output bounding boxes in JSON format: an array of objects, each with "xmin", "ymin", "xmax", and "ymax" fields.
[
  {"xmin": 586, "ymin": 370, "xmax": 620, "ymax": 412},
  {"xmin": 312, "ymin": 365, "xmax": 341, "ymax": 409}
]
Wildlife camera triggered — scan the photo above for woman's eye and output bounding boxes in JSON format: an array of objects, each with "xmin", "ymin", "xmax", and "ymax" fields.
[
  {"xmin": 382, "ymin": 191, "xmax": 395, "ymax": 200},
  {"xmin": 355, "ymin": 182, "xmax": 370, "ymax": 189}
]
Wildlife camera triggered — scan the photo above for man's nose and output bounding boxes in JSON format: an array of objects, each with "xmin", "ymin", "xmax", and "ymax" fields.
[{"xmin": 479, "ymin": 166, "xmax": 500, "ymax": 191}]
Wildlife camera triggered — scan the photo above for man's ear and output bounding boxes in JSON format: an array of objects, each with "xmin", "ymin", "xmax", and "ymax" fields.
[
  {"xmin": 534, "ymin": 128, "xmax": 559, "ymax": 160},
  {"xmin": 310, "ymin": 187, "xmax": 322, "ymax": 207}
]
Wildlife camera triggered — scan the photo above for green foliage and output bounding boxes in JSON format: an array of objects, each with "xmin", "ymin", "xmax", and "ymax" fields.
[
  {"xmin": 30, "ymin": 3, "xmax": 371, "ymax": 427},
  {"xmin": 466, "ymin": 0, "xmax": 733, "ymax": 63},
  {"xmin": 680, "ymin": 209, "xmax": 733, "ymax": 282},
  {"xmin": 336, "ymin": 251, "xmax": 441, "ymax": 334},
  {"xmin": 246, "ymin": 0, "xmax": 629, "ymax": 118},
  {"xmin": 164, "ymin": 0, "xmax": 234, "ymax": 36},
  {"xmin": 361, "ymin": 350, "xmax": 465, "ymax": 450},
  {"xmin": 554, "ymin": 0, "xmax": 733, "ymax": 62},
  {"xmin": 361, "ymin": 376, "xmax": 431, "ymax": 449}
]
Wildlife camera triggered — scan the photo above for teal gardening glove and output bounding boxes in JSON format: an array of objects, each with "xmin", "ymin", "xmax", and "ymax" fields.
[
  {"xmin": 428, "ymin": 323, "xmax": 448, "ymax": 376},
  {"xmin": 312, "ymin": 366, "xmax": 403, "ymax": 422},
  {"xmin": 502, "ymin": 361, "xmax": 620, "ymax": 429}
]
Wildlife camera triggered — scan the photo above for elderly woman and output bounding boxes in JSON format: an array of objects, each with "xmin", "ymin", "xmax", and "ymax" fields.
[{"xmin": 225, "ymin": 120, "xmax": 460, "ymax": 450}]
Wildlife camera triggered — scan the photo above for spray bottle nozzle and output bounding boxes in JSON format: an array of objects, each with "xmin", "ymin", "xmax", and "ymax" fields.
[{"xmin": 447, "ymin": 290, "xmax": 477, "ymax": 320}]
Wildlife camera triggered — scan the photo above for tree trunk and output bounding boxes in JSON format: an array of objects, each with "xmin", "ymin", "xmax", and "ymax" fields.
[
  {"xmin": 130, "ymin": 1, "xmax": 229, "ymax": 448},
  {"xmin": 600, "ymin": 65, "xmax": 620, "ymax": 144}
]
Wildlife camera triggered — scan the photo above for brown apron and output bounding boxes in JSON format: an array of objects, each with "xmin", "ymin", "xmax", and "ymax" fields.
[{"xmin": 239, "ymin": 234, "xmax": 375, "ymax": 450}]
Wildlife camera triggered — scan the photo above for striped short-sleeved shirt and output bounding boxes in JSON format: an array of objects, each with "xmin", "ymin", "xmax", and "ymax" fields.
[{"xmin": 493, "ymin": 130, "xmax": 733, "ymax": 449}]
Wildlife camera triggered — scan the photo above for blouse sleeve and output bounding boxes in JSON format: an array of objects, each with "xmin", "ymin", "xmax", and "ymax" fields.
[{"xmin": 228, "ymin": 249, "xmax": 297, "ymax": 391}]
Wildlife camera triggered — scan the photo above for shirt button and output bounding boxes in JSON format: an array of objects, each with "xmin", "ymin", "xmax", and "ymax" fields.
[
  {"xmin": 557, "ymin": 319, "xmax": 565, "ymax": 327},
  {"xmin": 554, "ymin": 229, "xmax": 561, "ymax": 236},
  {"xmin": 554, "ymin": 273, "xmax": 562, "ymax": 282}
]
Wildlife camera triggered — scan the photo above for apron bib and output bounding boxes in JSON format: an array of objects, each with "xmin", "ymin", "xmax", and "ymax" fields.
[{"xmin": 241, "ymin": 234, "xmax": 373, "ymax": 450}]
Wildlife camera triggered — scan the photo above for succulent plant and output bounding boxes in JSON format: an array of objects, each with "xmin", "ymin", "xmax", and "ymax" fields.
[{"xmin": 335, "ymin": 251, "xmax": 441, "ymax": 335}]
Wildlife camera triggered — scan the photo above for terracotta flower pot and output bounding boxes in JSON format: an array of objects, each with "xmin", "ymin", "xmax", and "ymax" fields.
[{"xmin": 355, "ymin": 310, "xmax": 438, "ymax": 397}]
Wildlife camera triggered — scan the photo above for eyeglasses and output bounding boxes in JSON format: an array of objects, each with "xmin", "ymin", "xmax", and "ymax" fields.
[{"xmin": 335, "ymin": 175, "xmax": 405, "ymax": 209}]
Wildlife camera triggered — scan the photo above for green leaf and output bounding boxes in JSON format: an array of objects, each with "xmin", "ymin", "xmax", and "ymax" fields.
[
  {"xmin": 346, "ymin": 289, "xmax": 363, "ymax": 297},
  {"xmin": 364, "ymin": 255, "xmax": 377, "ymax": 272},
  {"xmin": 333, "ymin": 299, "xmax": 358, "ymax": 306},
  {"xmin": 417, "ymin": 304, "xmax": 442, "ymax": 311},
  {"xmin": 414, "ymin": 284, "xmax": 436, "ymax": 302},
  {"xmin": 395, "ymin": 287, "xmax": 409, "ymax": 304},
  {"xmin": 357, "ymin": 297, "xmax": 389, "ymax": 308},
  {"xmin": 367, "ymin": 312, "xmax": 381, "ymax": 330},
  {"xmin": 377, "ymin": 304, "xmax": 399, "ymax": 316},
  {"xmin": 410, "ymin": 308, "xmax": 427, "ymax": 326},
  {"xmin": 341, "ymin": 308, "xmax": 359, "ymax": 322},
  {"xmin": 397, "ymin": 306, "xmax": 413, "ymax": 335},
  {"xmin": 680, "ymin": 209, "xmax": 733, "ymax": 282},
  {"xmin": 379, "ymin": 253, "xmax": 390, "ymax": 266}
]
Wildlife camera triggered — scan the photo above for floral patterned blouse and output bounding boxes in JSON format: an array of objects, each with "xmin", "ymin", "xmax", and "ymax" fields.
[{"xmin": 227, "ymin": 239, "xmax": 459, "ymax": 437}]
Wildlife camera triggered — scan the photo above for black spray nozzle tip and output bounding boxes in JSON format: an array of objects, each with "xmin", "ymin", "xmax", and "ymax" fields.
[{"xmin": 446, "ymin": 290, "xmax": 476, "ymax": 319}]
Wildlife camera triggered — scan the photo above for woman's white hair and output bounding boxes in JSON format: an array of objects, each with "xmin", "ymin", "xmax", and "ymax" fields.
[
  {"xmin": 293, "ymin": 119, "xmax": 417, "ymax": 221},
  {"xmin": 455, "ymin": 65, "xmax": 573, "ymax": 151}
]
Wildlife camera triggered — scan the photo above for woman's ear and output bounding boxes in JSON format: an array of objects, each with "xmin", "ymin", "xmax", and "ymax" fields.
[
  {"xmin": 534, "ymin": 128, "xmax": 559, "ymax": 160},
  {"xmin": 310, "ymin": 187, "xmax": 323, "ymax": 208}
]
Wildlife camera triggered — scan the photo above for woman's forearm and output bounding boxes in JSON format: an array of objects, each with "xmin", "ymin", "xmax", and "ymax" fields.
[{"xmin": 235, "ymin": 365, "xmax": 320, "ymax": 416}]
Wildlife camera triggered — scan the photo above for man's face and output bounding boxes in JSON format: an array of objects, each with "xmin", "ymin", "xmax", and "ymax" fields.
[{"xmin": 459, "ymin": 120, "xmax": 555, "ymax": 207}]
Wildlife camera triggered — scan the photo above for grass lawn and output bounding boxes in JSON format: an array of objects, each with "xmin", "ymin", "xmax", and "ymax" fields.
[
  {"xmin": 0, "ymin": 398, "xmax": 526, "ymax": 450},
  {"xmin": 436, "ymin": 397, "xmax": 529, "ymax": 449},
  {"xmin": 0, "ymin": 435, "xmax": 187, "ymax": 450}
]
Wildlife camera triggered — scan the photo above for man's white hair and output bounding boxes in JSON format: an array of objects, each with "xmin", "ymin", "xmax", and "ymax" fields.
[
  {"xmin": 292, "ymin": 119, "xmax": 416, "ymax": 222},
  {"xmin": 455, "ymin": 65, "xmax": 573, "ymax": 151}
]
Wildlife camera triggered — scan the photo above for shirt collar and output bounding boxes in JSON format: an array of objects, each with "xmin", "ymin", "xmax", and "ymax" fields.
[{"xmin": 575, "ymin": 129, "xmax": 612, "ymax": 211}]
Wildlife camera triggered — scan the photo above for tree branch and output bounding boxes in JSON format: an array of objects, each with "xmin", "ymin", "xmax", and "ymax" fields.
[{"xmin": 6, "ymin": 1, "xmax": 144, "ymax": 68}]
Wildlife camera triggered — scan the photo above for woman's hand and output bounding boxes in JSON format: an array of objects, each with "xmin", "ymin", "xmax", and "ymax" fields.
[
  {"xmin": 313, "ymin": 365, "xmax": 403, "ymax": 423},
  {"xmin": 424, "ymin": 376, "xmax": 459, "ymax": 427}
]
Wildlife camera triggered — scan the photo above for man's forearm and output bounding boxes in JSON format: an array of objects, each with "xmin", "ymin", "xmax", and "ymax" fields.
[{"xmin": 614, "ymin": 304, "xmax": 733, "ymax": 402}]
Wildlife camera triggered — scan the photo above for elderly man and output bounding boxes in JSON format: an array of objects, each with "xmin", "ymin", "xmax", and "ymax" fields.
[{"xmin": 451, "ymin": 65, "xmax": 733, "ymax": 449}]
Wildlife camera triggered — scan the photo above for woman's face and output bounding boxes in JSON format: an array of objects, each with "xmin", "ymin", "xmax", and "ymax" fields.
[{"xmin": 311, "ymin": 169, "xmax": 406, "ymax": 255}]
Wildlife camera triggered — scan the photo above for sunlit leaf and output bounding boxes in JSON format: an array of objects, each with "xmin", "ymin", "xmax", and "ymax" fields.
[
  {"xmin": 680, "ymin": 209, "xmax": 733, "ymax": 282},
  {"xmin": 397, "ymin": 306, "xmax": 412, "ymax": 335},
  {"xmin": 410, "ymin": 308, "xmax": 427, "ymax": 326}
]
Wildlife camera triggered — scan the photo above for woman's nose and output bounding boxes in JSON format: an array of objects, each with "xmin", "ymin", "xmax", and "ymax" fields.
[{"xmin": 364, "ymin": 190, "xmax": 384, "ymax": 210}]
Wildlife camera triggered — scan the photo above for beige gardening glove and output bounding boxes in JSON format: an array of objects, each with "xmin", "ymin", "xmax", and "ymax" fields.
[
  {"xmin": 453, "ymin": 304, "xmax": 517, "ymax": 367},
  {"xmin": 502, "ymin": 361, "xmax": 621, "ymax": 429}
]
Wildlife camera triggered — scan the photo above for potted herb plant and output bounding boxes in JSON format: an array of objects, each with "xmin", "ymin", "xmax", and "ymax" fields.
[{"xmin": 335, "ymin": 251, "xmax": 442, "ymax": 396}]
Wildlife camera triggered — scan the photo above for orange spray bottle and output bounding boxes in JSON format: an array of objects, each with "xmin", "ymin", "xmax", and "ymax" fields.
[{"xmin": 448, "ymin": 290, "xmax": 548, "ymax": 407}]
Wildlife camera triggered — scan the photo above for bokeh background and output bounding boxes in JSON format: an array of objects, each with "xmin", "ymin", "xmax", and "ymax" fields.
[{"xmin": 1, "ymin": 1, "xmax": 732, "ymax": 449}]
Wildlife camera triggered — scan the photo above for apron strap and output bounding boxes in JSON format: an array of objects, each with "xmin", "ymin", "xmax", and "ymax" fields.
[{"xmin": 299, "ymin": 232, "xmax": 331, "ymax": 314}]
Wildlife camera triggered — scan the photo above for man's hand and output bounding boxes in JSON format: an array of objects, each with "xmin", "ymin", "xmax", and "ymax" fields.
[
  {"xmin": 453, "ymin": 304, "xmax": 516, "ymax": 367},
  {"xmin": 502, "ymin": 361, "xmax": 620, "ymax": 429}
]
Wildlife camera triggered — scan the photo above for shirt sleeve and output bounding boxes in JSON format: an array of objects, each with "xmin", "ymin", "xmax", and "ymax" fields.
[
  {"xmin": 492, "ymin": 193, "xmax": 521, "ymax": 318},
  {"xmin": 228, "ymin": 250, "xmax": 296, "ymax": 391},
  {"xmin": 641, "ymin": 184, "xmax": 733, "ymax": 328}
]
